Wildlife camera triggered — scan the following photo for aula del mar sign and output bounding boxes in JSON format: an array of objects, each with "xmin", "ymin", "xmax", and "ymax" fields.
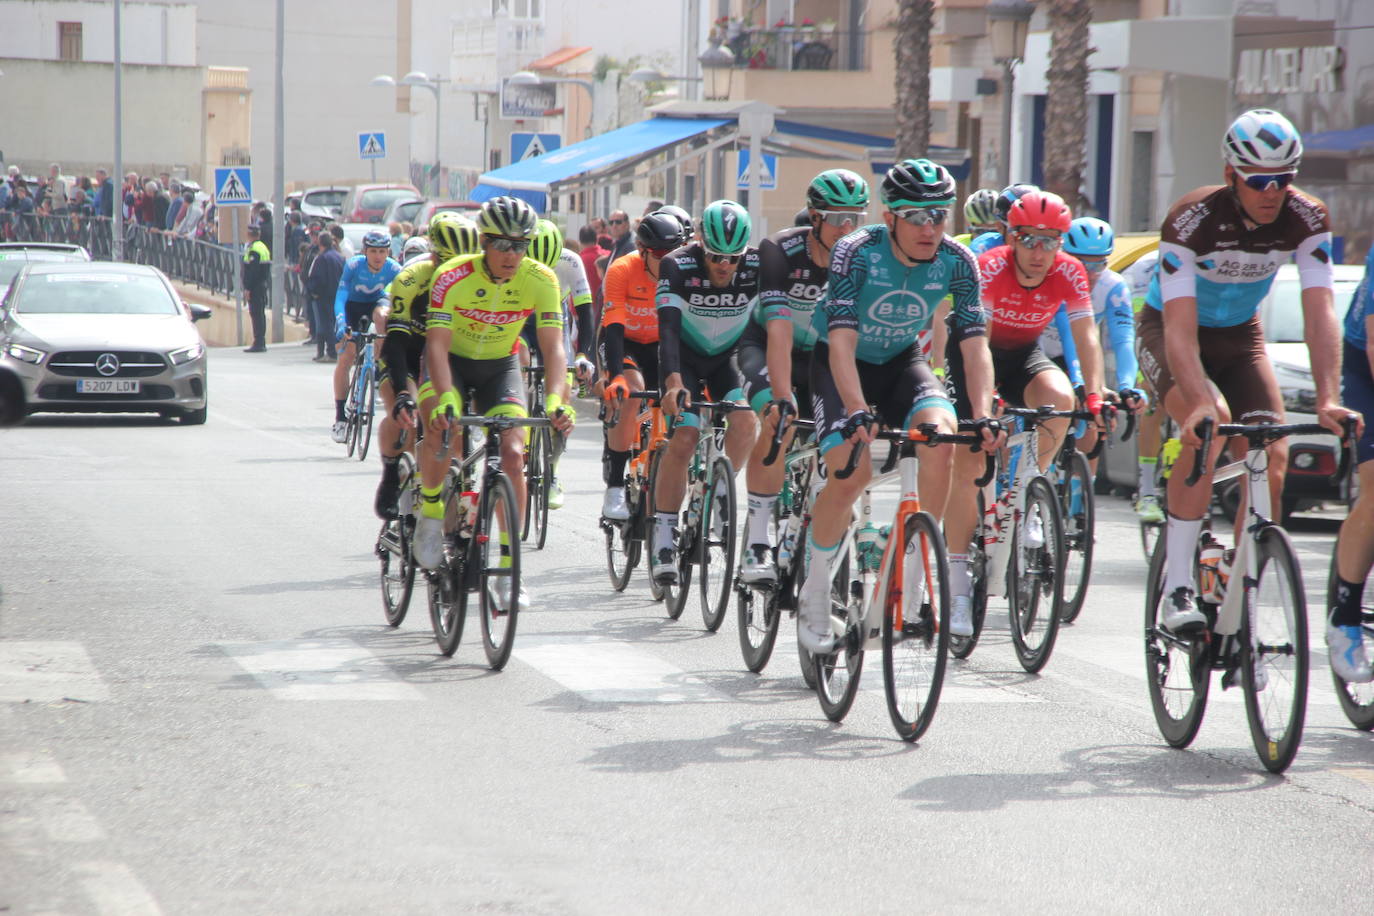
[{"xmin": 1235, "ymin": 45, "xmax": 1343, "ymax": 95}]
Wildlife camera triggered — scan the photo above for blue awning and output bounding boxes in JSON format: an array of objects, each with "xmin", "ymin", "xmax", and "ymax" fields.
[
  {"xmin": 470, "ymin": 116, "xmax": 731, "ymax": 208},
  {"xmin": 1304, "ymin": 123, "xmax": 1374, "ymax": 156}
]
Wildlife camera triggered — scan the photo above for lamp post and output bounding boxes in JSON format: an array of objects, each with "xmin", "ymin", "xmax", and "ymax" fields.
[
  {"xmin": 372, "ymin": 71, "xmax": 446, "ymax": 197},
  {"xmin": 987, "ymin": 0, "xmax": 1034, "ymax": 189},
  {"xmin": 698, "ymin": 44, "xmax": 735, "ymax": 101}
]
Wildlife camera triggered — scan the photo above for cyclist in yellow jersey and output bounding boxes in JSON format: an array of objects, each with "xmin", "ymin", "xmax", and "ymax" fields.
[{"xmin": 413, "ymin": 197, "xmax": 575, "ymax": 605}]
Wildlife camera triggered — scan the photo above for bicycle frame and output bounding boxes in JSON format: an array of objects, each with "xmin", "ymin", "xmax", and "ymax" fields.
[{"xmin": 982, "ymin": 417, "xmax": 1047, "ymax": 598}]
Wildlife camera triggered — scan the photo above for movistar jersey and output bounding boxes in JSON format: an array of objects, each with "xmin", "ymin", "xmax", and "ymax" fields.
[
  {"xmin": 970, "ymin": 231, "xmax": 1004, "ymax": 255},
  {"xmin": 1040, "ymin": 267, "xmax": 1137, "ymax": 388},
  {"xmin": 815, "ymin": 224, "xmax": 983, "ymax": 365},
  {"xmin": 656, "ymin": 242, "xmax": 761, "ymax": 357},
  {"xmin": 754, "ymin": 225, "xmax": 828, "ymax": 351},
  {"xmin": 334, "ymin": 254, "xmax": 402, "ymax": 320},
  {"xmin": 1145, "ymin": 184, "xmax": 1333, "ymax": 328}
]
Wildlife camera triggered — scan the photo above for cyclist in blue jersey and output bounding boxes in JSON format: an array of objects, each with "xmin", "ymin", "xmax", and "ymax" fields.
[
  {"xmin": 331, "ymin": 230, "xmax": 401, "ymax": 443},
  {"xmin": 1139, "ymin": 108, "xmax": 1361, "ymax": 632},
  {"xmin": 969, "ymin": 183, "xmax": 1037, "ymax": 255},
  {"xmin": 1331, "ymin": 243, "xmax": 1374, "ymax": 681},
  {"xmin": 796, "ymin": 159, "xmax": 1003, "ymax": 653}
]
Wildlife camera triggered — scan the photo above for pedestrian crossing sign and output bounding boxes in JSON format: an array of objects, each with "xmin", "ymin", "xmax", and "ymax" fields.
[
  {"xmin": 213, "ymin": 167, "xmax": 253, "ymax": 205},
  {"xmin": 736, "ymin": 149, "xmax": 777, "ymax": 191},
  {"xmin": 358, "ymin": 132, "xmax": 387, "ymax": 160}
]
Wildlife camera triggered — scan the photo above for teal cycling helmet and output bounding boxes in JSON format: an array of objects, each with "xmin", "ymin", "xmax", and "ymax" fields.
[
  {"xmin": 806, "ymin": 169, "xmax": 870, "ymax": 210},
  {"xmin": 963, "ymin": 188, "xmax": 1000, "ymax": 227},
  {"xmin": 700, "ymin": 199, "xmax": 751, "ymax": 255},
  {"xmin": 881, "ymin": 158, "xmax": 956, "ymax": 209},
  {"xmin": 528, "ymin": 218, "xmax": 564, "ymax": 268},
  {"xmin": 1063, "ymin": 217, "xmax": 1114, "ymax": 257}
]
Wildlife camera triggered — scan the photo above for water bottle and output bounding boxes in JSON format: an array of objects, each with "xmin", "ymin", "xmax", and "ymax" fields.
[
  {"xmin": 856, "ymin": 521, "xmax": 882, "ymax": 572},
  {"xmin": 777, "ymin": 518, "xmax": 798, "ymax": 569},
  {"xmin": 982, "ymin": 500, "xmax": 999, "ymax": 549},
  {"xmin": 1198, "ymin": 536, "xmax": 1226, "ymax": 602},
  {"xmin": 456, "ymin": 491, "xmax": 479, "ymax": 538}
]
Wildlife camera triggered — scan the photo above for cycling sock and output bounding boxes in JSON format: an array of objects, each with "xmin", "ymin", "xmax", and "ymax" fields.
[
  {"xmin": 1164, "ymin": 514, "xmax": 1204, "ymax": 595},
  {"xmin": 335, "ymin": 399, "xmax": 346, "ymax": 422},
  {"xmin": 1332, "ymin": 576, "xmax": 1366, "ymax": 628},
  {"xmin": 420, "ymin": 484, "xmax": 444, "ymax": 520},
  {"xmin": 805, "ymin": 531, "xmax": 839, "ymax": 588},
  {"xmin": 499, "ymin": 532, "xmax": 511, "ymax": 569},
  {"xmin": 606, "ymin": 449, "xmax": 630, "ymax": 487},
  {"xmin": 746, "ymin": 492, "xmax": 776, "ymax": 547},
  {"xmin": 948, "ymin": 553, "xmax": 970, "ymax": 597},
  {"xmin": 654, "ymin": 511, "xmax": 677, "ymax": 553},
  {"xmin": 1138, "ymin": 457, "xmax": 1158, "ymax": 498}
]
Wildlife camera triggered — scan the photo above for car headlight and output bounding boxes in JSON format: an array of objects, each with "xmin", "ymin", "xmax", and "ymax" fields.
[
  {"xmin": 5, "ymin": 343, "xmax": 45, "ymax": 364},
  {"xmin": 169, "ymin": 343, "xmax": 204, "ymax": 365}
]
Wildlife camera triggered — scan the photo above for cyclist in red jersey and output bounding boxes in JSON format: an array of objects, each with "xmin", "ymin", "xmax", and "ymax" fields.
[{"xmin": 943, "ymin": 190, "xmax": 1109, "ymax": 635}]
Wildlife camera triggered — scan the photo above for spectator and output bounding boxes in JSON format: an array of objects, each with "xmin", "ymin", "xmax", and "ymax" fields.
[
  {"xmin": 241, "ymin": 224, "xmax": 271, "ymax": 353},
  {"xmin": 577, "ymin": 224, "xmax": 607, "ymax": 325},
  {"xmin": 307, "ymin": 231, "xmax": 345, "ymax": 362},
  {"xmin": 173, "ymin": 191, "xmax": 202, "ymax": 238},
  {"xmin": 603, "ymin": 209, "xmax": 635, "ymax": 294},
  {"xmin": 153, "ymin": 181, "xmax": 171, "ymax": 228},
  {"xmin": 252, "ymin": 202, "xmax": 274, "ymax": 250},
  {"xmin": 329, "ymin": 223, "xmax": 354, "ymax": 259},
  {"xmin": 285, "ymin": 210, "xmax": 307, "ymax": 262},
  {"xmin": 0, "ymin": 167, "xmax": 16, "ymax": 209},
  {"xmin": 387, "ymin": 221, "xmax": 404, "ymax": 260},
  {"xmin": 400, "ymin": 220, "xmax": 414, "ymax": 240},
  {"xmin": 69, "ymin": 187, "xmax": 93, "ymax": 219},
  {"xmin": 165, "ymin": 182, "xmax": 186, "ymax": 230},
  {"xmin": 94, "ymin": 169, "xmax": 114, "ymax": 218}
]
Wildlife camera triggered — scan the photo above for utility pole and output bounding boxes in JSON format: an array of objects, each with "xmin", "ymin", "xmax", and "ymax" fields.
[
  {"xmin": 270, "ymin": 0, "xmax": 286, "ymax": 343},
  {"xmin": 112, "ymin": 0, "xmax": 123, "ymax": 261}
]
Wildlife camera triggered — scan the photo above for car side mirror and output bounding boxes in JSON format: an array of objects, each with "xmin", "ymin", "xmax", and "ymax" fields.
[{"xmin": 188, "ymin": 302, "xmax": 213, "ymax": 322}]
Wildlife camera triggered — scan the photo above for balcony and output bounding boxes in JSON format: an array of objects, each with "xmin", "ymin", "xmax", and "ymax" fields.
[{"xmin": 720, "ymin": 28, "xmax": 867, "ymax": 71}]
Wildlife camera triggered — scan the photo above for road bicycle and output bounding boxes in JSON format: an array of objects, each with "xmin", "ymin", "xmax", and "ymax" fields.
[
  {"xmin": 1326, "ymin": 423, "xmax": 1373, "ymax": 730},
  {"xmin": 375, "ymin": 427, "xmax": 419, "ymax": 627},
  {"xmin": 1144, "ymin": 417, "xmax": 1353, "ymax": 773},
  {"xmin": 599, "ymin": 389, "xmax": 669, "ymax": 594},
  {"xmin": 343, "ymin": 327, "xmax": 379, "ymax": 461},
  {"xmin": 952, "ymin": 406, "xmax": 1076, "ymax": 672},
  {"xmin": 518, "ymin": 364, "xmax": 555, "ymax": 550},
  {"xmin": 810, "ymin": 423, "xmax": 993, "ymax": 741},
  {"xmin": 426, "ymin": 410, "xmax": 553, "ymax": 669}
]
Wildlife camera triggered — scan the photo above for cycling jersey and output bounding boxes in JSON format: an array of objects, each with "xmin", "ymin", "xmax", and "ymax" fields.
[
  {"xmin": 1145, "ymin": 184, "xmax": 1333, "ymax": 327},
  {"xmin": 600, "ymin": 250, "xmax": 660, "ymax": 377},
  {"xmin": 754, "ymin": 225, "xmax": 828, "ymax": 351},
  {"xmin": 1040, "ymin": 267, "xmax": 1137, "ymax": 388},
  {"xmin": 656, "ymin": 242, "xmax": 761, "ymax": 376},
  {"xmin": 970, "ymin": 231, "xmax": 1004, "ymax": 255},
  {"xmin": 1343, "ymin": 243, "xmax": 1373, "ymax": 350},
  {"xmin": 816, "ymin": 225, "xmax": 983, "ymax": 365},
  {"xmin": 1121, "ymin": 250, "xmax": 1158, "ymax": 310},
  {"xmin": 381, "ymin": 258, "xmax": 435, "ymax": 392},
  {"xmin": 334, "ymin": 254, "xmax": 402, "ymax": 324},
  {"xmin": 427, "ymin": 253, "xmax": 562, "ymax": 359},
  {"xmin": 979, "ymin": 245, "xmax": 1091, "ymax": 350},
  {"xmin": 553, "ymin": 248, "xmax": 595, "ymax": 354}
]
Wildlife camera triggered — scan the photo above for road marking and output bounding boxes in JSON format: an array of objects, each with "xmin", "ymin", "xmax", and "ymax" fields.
[
  {"xmin": 3, "ymin": 750, "xmax": 67, "ymax": 784},
  {"xmin": 514, "ymin": 636, "xmax": 728, "ymax": 703},
  {"xmin": 218, "ymin": 638, "xmax": 423, "ymax": 700},
  {"xmin": 0, "ymin": 641, "xmax": 110, "ymax": 703},
  {"xmin": 32, "ymin": 796, "xmax": 106, "ymax": 842},
  {"xmin": 75, "ymin": 860, "xmax": 163, "ymax": 915}
]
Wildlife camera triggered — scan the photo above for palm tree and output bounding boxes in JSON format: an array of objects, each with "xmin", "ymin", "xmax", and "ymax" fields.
[
  {"xmin": 893, "ymin": 0, "xmax": 934, "ymax": 160},
  {"xmin": 1043, "ymin": 0, "xmax": 1093, "ymax": 212}
]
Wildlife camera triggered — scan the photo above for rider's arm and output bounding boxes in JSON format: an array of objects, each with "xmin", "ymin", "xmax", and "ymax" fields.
[
  {"xmin": 564, "ymin": 252, "xmax": 596, "ymax": 358},
  {"xmin": 1061, "ymin": 258, "xmax": 1105, "ymax": 399},
  {"xmin": 1103, "ymin": 277, "xmax": 1138, "ymax": 388},
  {"xmin": 333, "ymin": 257, "xmax": 356, "ymax": 326},
  {"xmin": 601, "ymin": 260, "xmax": 630, "ymax": 377},
  {"xmin": 952, "ymin": 245, "xmax": 995, "ymax": 416},
  {"xmin": 757, "ymin": 238, "xmax": 795, "ymax": 403},
  {"xmin": 1366, "ymin": 314, "xmax": 1374, "ymax": 377},
  {"xmin": 533, "ymin": 269, "xmax": 571, "ymax": 404},
  {"xmin": 382, "ymin": 327, "xmax": 411, "ymax": 395},
  {"xmin": 1052, "ymin": 303, "xmax": 1085, "ymax": 389},
  {"xmin": 1294, "ymin": 227, "xmax": 1343, "ymax": 427},
  {"xmin": 655, "ymin": 257, "xmax": 686, "ymax": 383},
  {"xmin": 826, "ymin": 328, "xmax": 868, "ymax": 415}
]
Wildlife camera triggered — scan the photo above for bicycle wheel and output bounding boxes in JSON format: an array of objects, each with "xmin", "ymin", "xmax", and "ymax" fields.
[
  {"xmin": 883, "ymin": 511, "xmax": 950, "ymax": 741},
  {"xmin": 478, "ymin": 473, "xmax": 521, "ymax": 671},
  {"xmin": 1328, "ymin": 554, "xmax": 1374, "ymax": 730},
  {"xmin": 1143, "ymin": 535, "xmax": 1210, "ymax": 747},
  {"xmin": 378, "ymin": 455, "xmax": 417, "ymax": 626},
  {"xmin": 950, "ymin": 489, "xmax": 988, "ymax": 660},
  {"xmin": 355, "ymin": 363, "xmax": 376, "ymax": 462},
  {"xmin": 662, "ymin": 522, "xmax": 695, "ymax": 620},
  {"xmin": 1057, "ymin": 450, "xmax": 1095, "ymax": 624},
  {"xmin": 1139, "ymin": 517, "xmax": 1164, "ymax": 563},
  {"xmin": 792, "ymin": 516, "xmax": 818, "ymax": 689},
  {"xmin": 814, "ymin": 548, "xmax": 863, "ymax": 721},
  {"xmin": 344, "ymin": 355, "xmax": 363, "ymax": 457},
  {"xmin": 429, "ymin": 468, "xmax": 472, "ymax": 657},
  {"xmin": 698, "ymin": 455, "xmax": 737, "ymax": 633},
  {"xmin": 604, "ymin": 472, "xmax": 641, "ymax": 592},
  {"xmin": 645, "ymin": 449, "xmax": 669, "ymax": 603},
  {"xmin": 1241, "ymin": 526, "xmax": 1309, "ymax": 773},
  {"xmin": 532, "ymin": 427, "xmax": 553, "ymax": 550},
  {"xmin": 1007, "ymin": 476, "xmax": 1065, "ymax": 673}
]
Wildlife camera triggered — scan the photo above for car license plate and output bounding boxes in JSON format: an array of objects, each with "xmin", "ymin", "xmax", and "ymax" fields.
[{"xmin": 76, "ymin": 379, "xmax": 140, "ymax": 394}]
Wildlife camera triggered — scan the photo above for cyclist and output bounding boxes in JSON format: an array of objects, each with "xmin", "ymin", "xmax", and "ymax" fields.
[
  {"xmin": 651, "ymin": 199, "xmax": 762, "ymax": 585},
  {"xmin": 525, "ymin": 218, "xmax": 594, "ymax": 510},
  {"xmin": 737, "ymin": 168, "xmax": 870, "ymax": 586},
  {"xmin": 969, "ymin": 183, "xmax": 1038, "ymax": 255},
  {"xmin": 959, "ymin": 188, "xmax": 1000, "ymax": 243},
  {"xmin": 372, "ymin": 212, "xmax": 480, "ymax": 519},
  {"xmin": 598, "ymin": 209, "xmax": 689, "ymax": 520},
  {"xmin": 400, "ymin": 234, "xmax": 431, "ymax": 264},
  {"xmin": 1122, "ymin": 249, "xmax": 1167, "ymax": 522},
  {"xmin": 413, "ymin": 197, "xmax": 575, "ymax": 611},
  {"xmin": 1331, "ymin": 241, "xmax": 1374, "ymax": 681},
  {"xmin": 796, "ymin": 159, "xmax": 1002, "ymax": 652},
  {"xmin": 1141, "ymin": 108, "xmax": 1358, "ymax": 632},
  {"xmin": 944, "ymin": 190, "xmax": 1108, "ymax": 637},
  {"xmin": 331, "ymin": 230, "xmax": 401, "ymax": 443}
]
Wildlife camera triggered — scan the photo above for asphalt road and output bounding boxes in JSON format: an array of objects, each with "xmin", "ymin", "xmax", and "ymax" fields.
[{"xmin": 3, "ymin": 342, "xmax": 1372, "ymax": 914}]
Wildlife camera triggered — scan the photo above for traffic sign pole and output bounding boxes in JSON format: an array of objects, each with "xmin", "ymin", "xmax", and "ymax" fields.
[{"xmin": 232, "ymin": 208, "xmax": 244, "ymax": 347}]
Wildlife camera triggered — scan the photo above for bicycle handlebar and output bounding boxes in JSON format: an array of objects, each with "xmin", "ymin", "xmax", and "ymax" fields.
[
  {"xmin": 834, "ymin": 423, "xmax": 996, "ymax": 488},
  {"xmin": 762, "ymin": 400, "xmax": 797, "ymax": 466},
  {"xmin": 1182, "ymin": 417, "xmax": 1356, "ymax": 487}
]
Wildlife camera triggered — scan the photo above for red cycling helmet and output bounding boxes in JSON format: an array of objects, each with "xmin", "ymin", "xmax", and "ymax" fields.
[{"xmin": 1007, "ymin": 190, "xmax": 1072, "ymax": 233}]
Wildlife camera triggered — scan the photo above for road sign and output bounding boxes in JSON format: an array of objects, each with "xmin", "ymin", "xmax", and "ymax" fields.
[
  {"xmin": 213, "ymin": 167, "xmax": 253, "ymax": 205},
  {"xmin": 358, "ymin": 132, "xmax": 387, "ymax": 160},
  {"xmin": 736, "ymin": 150, "xmax": 777, "ymax": 191},
  {"xmin": 500, "ymin": 78, "xmax": 558, "ymax": 120},
  {"xmin": 510, "ymin": 132, "xmax": 562, "ymax": 163}
]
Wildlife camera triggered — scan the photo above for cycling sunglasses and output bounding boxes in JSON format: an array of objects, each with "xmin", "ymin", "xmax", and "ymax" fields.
[
  {"xmin": 815, "ymin": 209, "xmax": 868, "ymax": 227},
  {"xmin": 1012, "ymin": 231, "xmax": 1063, "ymax": 251},
  {"xmin": 891, "ymin": 207, "xmax": 948, "ymax": 226},
  {"xmin": 705, "ymin": 251, "xmax": 743, "ymax": 265},
  {"xmin": 484, "ymin": 235, "xmax": 531, "ymax": 254},
  {"xmin": 1076, "ymin": 255, "xmax": 1109, "ymax": 270},
  {"xmin": 1232, "ymin": 167, "xmax": 1296, "ymax": 192}
]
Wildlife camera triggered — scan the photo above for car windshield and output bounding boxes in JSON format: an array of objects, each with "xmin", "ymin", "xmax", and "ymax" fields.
[
  {"xmin": 360, "ymin": 189, "xmax": 415, "ymax": 210},
  {"xmin": 1263, "ymin": 274, "xmax": 1362, "ymax": 343},
  {"xmin": 0, "ymin": 252, "xmax": 85, "ymax": 287},
  {"xmin": 15, "ymin": 272, "xmax": 178, "ymax": 315},
  {"xmin": 307, "ymin": 189, "xmax": 346, "ymax": 208}
]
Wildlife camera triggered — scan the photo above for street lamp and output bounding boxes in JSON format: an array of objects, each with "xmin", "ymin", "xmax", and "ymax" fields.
[
  {"xmin": 987, "ymin": 0, "xmax": 1034, "ymax": 189},
  {"xmin": 372, "ymin": 71, "xmax": 446, "ymax": 197},
  {"xmin": 698, "ymin": 44, "xmax": 735, "ymax": 101},
  {"xmin": 628, "ymin": 66, "xmax": 703, "ymax": 84},
  {"xmin": 507, "ymin": 69, "xmax": 595, "ymax": 97}
]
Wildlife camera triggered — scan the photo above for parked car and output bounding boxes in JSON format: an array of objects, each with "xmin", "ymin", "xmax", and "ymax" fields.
[
  {"xmin": 380, "ymin": 196, "xmax": 425, "ymax": 228},
  {"xmin": 299, "ymin": 186, "xmax": 349, "ymax": 221},
  {"xmin": 414, "ymin": 200, "xmax": 481, "ymax": 225},
  {"xmin": 340, "ymin": 183, "xmax": 420, "ymax": 224},
  {"xmin": 0, "ymin": 262, "xmax": 212, "ymax": 423},
  {"xmin": 0, "ymin": 242, "xmax": 91, "ymax": 291}
]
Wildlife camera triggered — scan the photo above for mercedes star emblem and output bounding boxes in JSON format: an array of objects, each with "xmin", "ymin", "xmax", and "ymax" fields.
[{"xmin": 96, "ymin": 353, "xmax": 121, "ymax": 376}]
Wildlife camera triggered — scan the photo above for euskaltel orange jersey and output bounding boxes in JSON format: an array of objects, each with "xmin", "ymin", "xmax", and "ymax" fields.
[{"xmin": 601, "ymin": 250, "xmax": 659, "ymax": 344}]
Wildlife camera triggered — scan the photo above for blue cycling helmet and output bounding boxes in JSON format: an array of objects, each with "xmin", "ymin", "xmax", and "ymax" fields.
[
  {"xmin": 1063, "ymin": 217, "xmax": 1114, "ymax": 257},
  {"xmin": 361, "ymin": 229, "xmax": 390, "ymax": 250}
]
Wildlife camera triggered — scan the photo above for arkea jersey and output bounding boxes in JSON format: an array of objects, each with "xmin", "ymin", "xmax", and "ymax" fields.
[
  {"xmin": 979, "ymin": 246, "xmax": 1092, "ymax": 351},
  {"xmin": 602, "ymin": 250, "xmax": 661, "ymax": 344},
  {"xmin": 754, "ymin": 225, "xmax": 829, "ymax": 351},
  {"xmin": 1145, "ymin": 184, "xmax": 1333, "ymax": 327},
  {"xmin": 656, "ymin": 243, "xmax": 761, "ymax": 357},
  {"xmin": 1040, "ymin": 267, "xmax": 1138, "ymax": 388},
  {"xmin": 427, "ymin": 253, "xmax": 562, "ymax": 359},
  {"xmin": 1345, "ymin": 242, "xmax": 1374, "ymax": 350},
  {"xmin": 334, "ymin": 254, "xmax": 402, "ymax": 318},
  {"xmin": 816, "ymin": 225, "xmax": 983, "ymax": 364}
]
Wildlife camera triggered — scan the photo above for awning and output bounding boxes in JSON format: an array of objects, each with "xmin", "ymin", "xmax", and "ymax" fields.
[{"xmin": 1304, "ymin": 123, "xmax": 1374, "ymax": 157}]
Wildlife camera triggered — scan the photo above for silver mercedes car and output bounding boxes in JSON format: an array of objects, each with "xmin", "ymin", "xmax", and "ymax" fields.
[{"xmin": 0, "ymin": 261, "xmax": 211, "ymax": 423}]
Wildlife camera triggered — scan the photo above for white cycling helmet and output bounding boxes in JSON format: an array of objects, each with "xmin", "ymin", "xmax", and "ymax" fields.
[
  {"xmin": 401, "ymin": 235, "xmax": 431, "ymax": 260},
  {"xmin": 1222, "ymin": 109, "xmax": 1302, "ymax": 171}
]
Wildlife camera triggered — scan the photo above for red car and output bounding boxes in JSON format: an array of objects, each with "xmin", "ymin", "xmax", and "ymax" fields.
[{"xmin": 340, "ymin": 183, "xmax": 420, "ymax": 224}]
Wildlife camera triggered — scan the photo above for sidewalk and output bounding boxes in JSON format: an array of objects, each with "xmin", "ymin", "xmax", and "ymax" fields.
[{"xmin": 172, "ymin": 280, "xmax": 309, "ymax": 348}]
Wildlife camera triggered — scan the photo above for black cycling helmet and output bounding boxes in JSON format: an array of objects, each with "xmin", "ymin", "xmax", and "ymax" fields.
[
  {"xmin": 794, "ymin": 208, "xmax": 812, "ymax": 227},
  {"xmin": 654, "ymin": 204, "xmax": 693, "ymax": 237},
  {"xmin": 995, "ymin": 183, "xmax": 1039, "ymax": 224},
  {"xmin": 880, "ymin": 158, "xmax": 956, "ymax": 209},
  {"xmin": 636, "ymin": 211, "xmax": 687, "ymax": 250}
]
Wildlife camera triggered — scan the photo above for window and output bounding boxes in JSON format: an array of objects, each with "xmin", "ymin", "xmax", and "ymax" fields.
[{"xmin": 58, "ymin": 22, "xmax": 82, "ymax": 62}]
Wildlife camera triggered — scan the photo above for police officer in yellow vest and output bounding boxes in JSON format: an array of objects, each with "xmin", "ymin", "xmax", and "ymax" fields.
[{"xmin": 242, "ymin": 223, "xmax": 271, "ymax": 353}]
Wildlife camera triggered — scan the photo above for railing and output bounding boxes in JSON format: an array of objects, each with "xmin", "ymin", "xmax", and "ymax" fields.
[{"xmin": 722, "ymin": 28, "xmax": 867, "ymax": 71}]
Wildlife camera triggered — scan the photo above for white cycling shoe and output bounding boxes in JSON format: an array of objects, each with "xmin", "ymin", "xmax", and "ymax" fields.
[
  {"xmin": 1162, "ymin": 586, "xmax": 1206, "ymax": 632},
  {"xmin": 797, "ymin": 574, "xmax": 837, "ymax": 655},
  {"xmin": 331, "ymin": 420, "xmax": 348, "ymax": 443},
  {"xmin": 740, "ymin": 544, "xmax": 777, "ymax": 586},
  {"xmin": 1327, "ymin": 622, "xmax": 1374, "ymax": 683},
  {"xmin": 493, "ymin": 578, "xmax": 531, "ymax": 613},
  {"xmin": 414, "ymin": 516, "xmax": 445, "ymax": 570},
  {"xmin": 1022, "ymin": 512, "xmax": 1045, "ymax": 550},
  {"xmin": 950, "ymin": 595, "xmax": 975, "ymax": 638},
  {"xmin": 602, "ymin": 486, "xmax": 630, "ymax": 521}
]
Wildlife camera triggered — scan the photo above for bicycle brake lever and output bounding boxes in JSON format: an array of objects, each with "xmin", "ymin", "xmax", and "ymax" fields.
[{"xmin": 1184, "ymin": 417, "xmax": 1214, "ymax": 487}]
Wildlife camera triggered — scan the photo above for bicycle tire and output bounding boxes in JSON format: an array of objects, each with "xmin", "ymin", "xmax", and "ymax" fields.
[
  {"xmin": 604, "ymin": 469, "xmax": 640, "ymax": 592},
  {"xmin": 1327, "ymin": 554, "xmax": 1374, "ymax": 730},
  {"xmin": 814, "ymin": 549, "xmax": 863, "ymax": 722},
  {"xmin": 1007, "ymin": 475, "xmax": 1065, "ymax": 673},
  {"xmin": 1143, "ymin": 535, "xmax": 1210, "ymax": 747},
  {"xmin": 429, "ymin": 467, "xmax": 471, "ymax": 656},
  {"xmin": 356, "ymin": 361, "xmax": 376, "ymax": 462},
  {"xmin": 1242, "ymin": 525, "xmax": 1309, "ymax": 773},
  {"xmin": 533, "ymin": 427, "xmax": 552, "ymax": 550},
  {"xmin": 793, "ymin": 521, "xmax": 819, "ymax": 689},
  {"xmin": 1057, "ymin": 450, "xmax": 1095, "ymax": 623},
  {"xmin": 344, "ymin": 354, "xmax": 363, "ymax": 457},
  {"xmin": 378, "ymin": 456, "xmax": 418, "ymax": 626},
  {"xmin": 479, "ymin": 473, "xmax": 521, "ymax": 671},
  {"xmin": 645, "ymin": 449, "xmax": 669, "ymax": 603},
  {"xmin": 663, "ymin": 523, "xmax": 695, "ymax": 620},
  {"xmin": 698, "ymin": 455, "xmax": 737, "ymax": 633},
  {"xmin": 950, "ymin": 488, "xmax": 988, "ymax": 660},
  {"xmin": 1139, "ymin": 518, "xmax": 1163, "ymax": 564},
  {"xmin": 883, "ymin": 511, "xmax": 950, "ymax": 741}
]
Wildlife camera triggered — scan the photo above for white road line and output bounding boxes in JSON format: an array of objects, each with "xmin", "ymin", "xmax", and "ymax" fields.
[
  {"xmin": 0, "ymin": 641, "xmax": 110, "ymax": 703},
  {"xmin": 75, "ymin": 860, "xmax": 163, "ymax": 916},
  {"xmin": 2, "ymin": 750, "xmax": 67, "ymax": 784},
  {"xmin": 515, "ymin": 636, "xmax": 729, "ymax": 703},
  {"xmin": 218, "ymin": 638, "xmax": 423, "ymax": 700},
  {"xmin": 32, "ymin": 796, "xmax": 106, "ymax": 843}
]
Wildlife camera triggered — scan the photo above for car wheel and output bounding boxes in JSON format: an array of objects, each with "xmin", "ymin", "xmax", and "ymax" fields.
[{"xmin": 180, "ymin": 405, "xmax": 208, "ymax": 425}]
